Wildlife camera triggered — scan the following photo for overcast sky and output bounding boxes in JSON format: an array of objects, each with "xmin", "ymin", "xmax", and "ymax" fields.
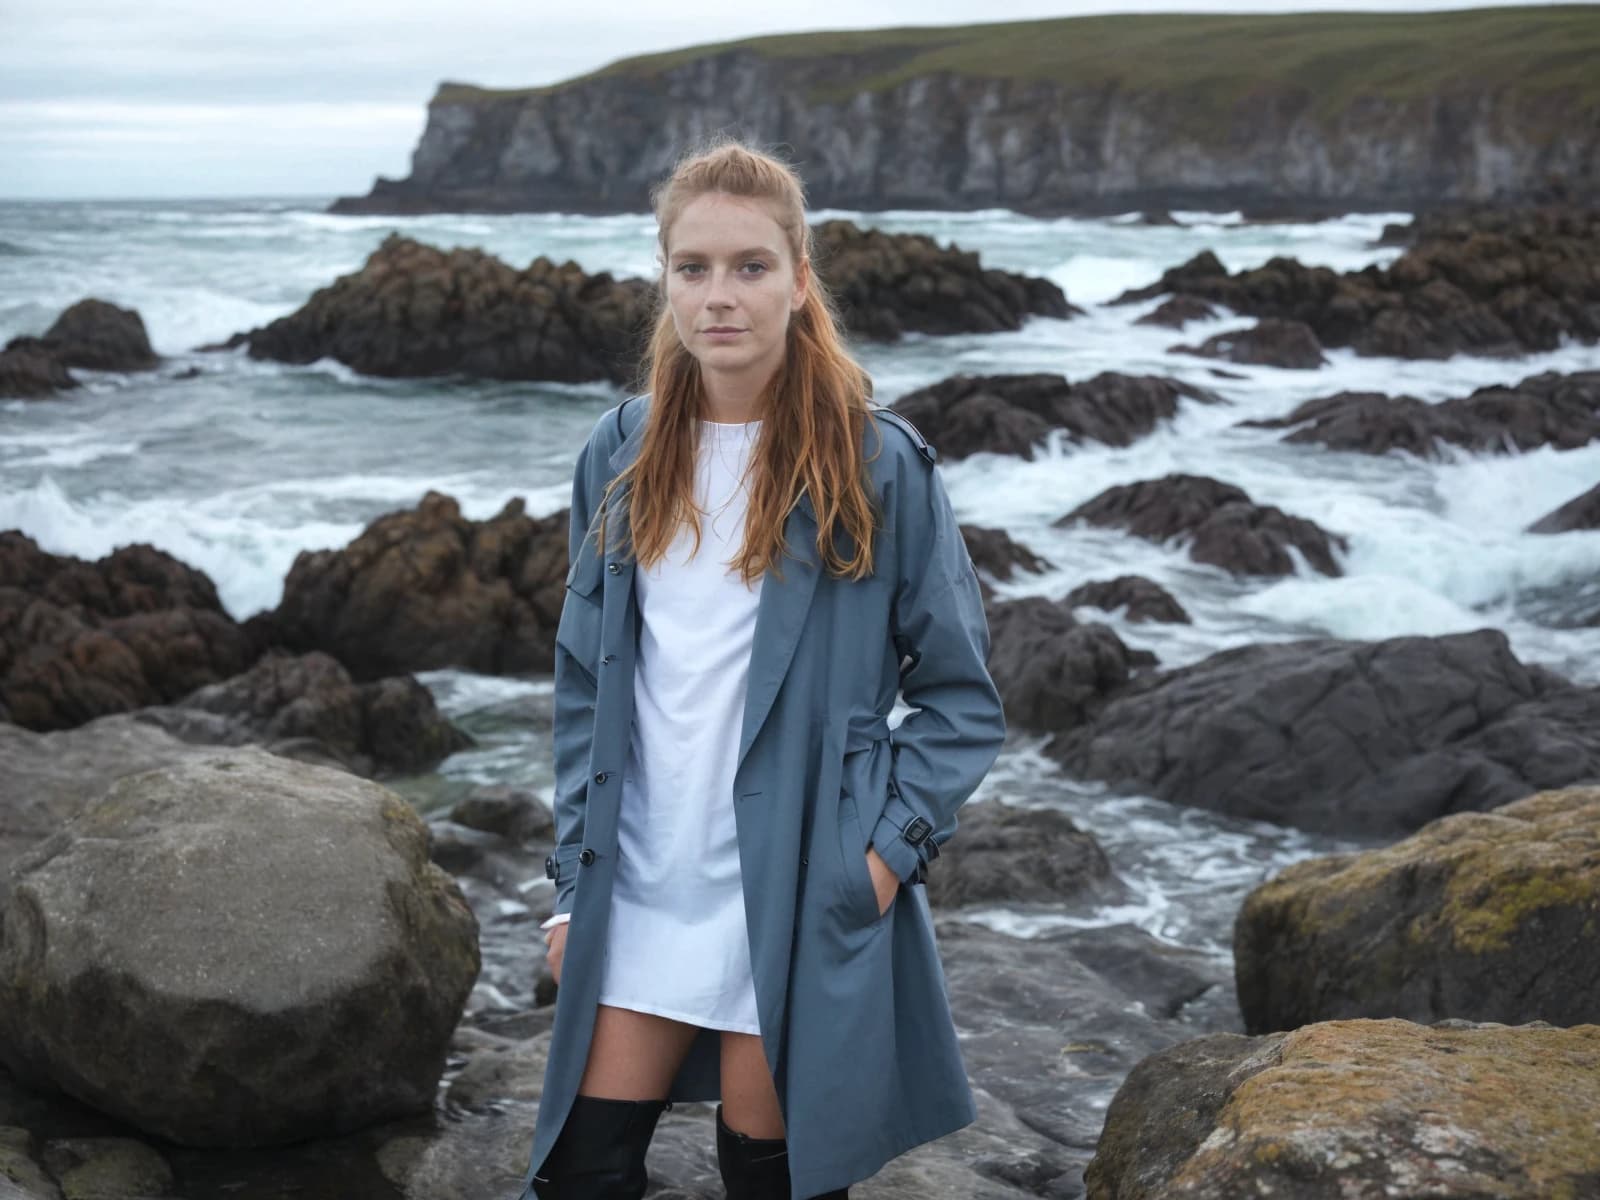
[{"xmin": 0, "ymin": 0, "xmax": 1570, "ymax": 201}]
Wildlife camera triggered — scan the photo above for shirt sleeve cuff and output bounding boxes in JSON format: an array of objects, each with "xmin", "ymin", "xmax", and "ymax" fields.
[{"xmin": 540, "ymin": 912, "xmax": 572, "ymax": 931}]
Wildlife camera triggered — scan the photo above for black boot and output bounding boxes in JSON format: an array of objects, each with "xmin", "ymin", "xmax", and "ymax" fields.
[
  {"xmin": 715, "ymin": 1104, "xmax": 847, "ymax": 1200},
  {"xmin": 529, "ymin": 1094, "xmax": 668, "ymax": 1199}
]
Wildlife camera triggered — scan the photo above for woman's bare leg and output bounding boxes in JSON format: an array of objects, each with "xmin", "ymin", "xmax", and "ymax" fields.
[
  {"xmin": 719, "ymin": 1031, "xmax": 785, "ymax": 1139},
  {"xmin": 578, "ymin": 1005, "xmax": 700, "ymax": 1099}
]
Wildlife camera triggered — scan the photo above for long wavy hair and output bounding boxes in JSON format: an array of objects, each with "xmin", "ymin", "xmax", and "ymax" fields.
[{"xmin": 595, "ymin": 139, "xmax": 881, "ymax": 584}]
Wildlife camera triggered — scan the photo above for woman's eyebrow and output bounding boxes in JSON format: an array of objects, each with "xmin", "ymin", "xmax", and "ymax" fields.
[{"xmin": 669, "ymin": 246, "xmax": 780, "ymax": 262}]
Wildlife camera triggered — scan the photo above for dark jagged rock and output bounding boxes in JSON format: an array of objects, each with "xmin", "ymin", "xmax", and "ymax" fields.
[
  {"xmin": 134, "ymin": 650, "xmax": 473, "ymax": 778},
  {"xmin": 1528, "ymin": 480, "xmax": 1600, "ymax": 534},
  {"xmin": 893, "ymin": 372, "xmax": 1221, "ymax": 461},
  {"xmin": 256, "ymin": 491, "xmax": 569, "ymax": 682},
  {"xmin": 1056, "ymin": 474, "xmax": 1346, "ymax": 577},
  {"xmin": 813, "ymin": 221, "xmax": 1078, "ymax": 342},
  {"xmin": 1134, "ymin": 294, "xmax": 1218, "ymax": 329},
  {"xmin": 1234, "ymin": 787, "xmax": 1600, "ymax": 1033},
  {"xmin": 224, "ymin": 234, "xmax": 655, "ymax": 383},
  {"xmin": 0, "ymin": 533, "xmax": 258, "ymax": 732},
  {"xmin": 1050, "ymin": 629, "xmax": 1600, "ymax": 836},
  {"xmin": 0, "ymin": 750, "xmax": 480, "ymax": 1147},
  {"xmin": 1112, "ymin": 208, "xmax": 1600, "ymax": 359},
  {"xmin": 1244, "ymin": 370, "xmax": 1600, "ymax": 458},
  {"xmin": 1085, "ymin": 1019, "xmax": 1600, "ymax": 1199},
  {"xmin": 960, "ymin": 524, "xmax": 1052, "ymax": 598},
  {"xmin": 34, "ymin": 298, "xmax": 159, "ymax": 371},
  {"xmin": 986, "ymin": 596, "xmax": 1155, "ymax": 734},
  {"xmin": 1169, "ymin": 318, "xmax": 1327, "ymax": 369},
  {"xmin": 1065, "ymin": 576, "xmax": 1191, "ymax": 624},
  {"xmin": 924, "ymin": 801, "xmax": 1126, "ymax": 909},
  {"xmin": 449, "ymin": 786, "xmax": 556, "ymax": 845},
  {"xmin": 0, "ymin": 342, "xmax": 78, "ymax": 399}
]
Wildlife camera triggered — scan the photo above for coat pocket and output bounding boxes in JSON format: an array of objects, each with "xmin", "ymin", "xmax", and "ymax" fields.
[{"xmin": 836, "ymin": 794, "xmax": 888, "ymax": 929}]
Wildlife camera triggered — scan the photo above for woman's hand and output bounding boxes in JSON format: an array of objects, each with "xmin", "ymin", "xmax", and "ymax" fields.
[
  {"xmin": 865, "ymin": 846, "xmax": 899, "ymax": 917},
  {"xmin": 544, "ymin": 921, "xmax": 568, "ymax": 985}
]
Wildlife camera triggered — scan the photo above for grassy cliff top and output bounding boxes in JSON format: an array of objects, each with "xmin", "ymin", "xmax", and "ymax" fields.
[{"xmin": 434, "ymin": 6, "xmax": 1600, "ymax": 113}]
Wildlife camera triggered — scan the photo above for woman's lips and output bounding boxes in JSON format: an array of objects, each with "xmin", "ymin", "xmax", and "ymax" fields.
[{"xmin": 702, "ymin": 328, "xmax": 745, "ymax": 341}]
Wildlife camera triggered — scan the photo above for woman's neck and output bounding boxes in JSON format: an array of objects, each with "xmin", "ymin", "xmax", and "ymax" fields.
[{"xmin": 699, "ymin": 365, "xmax": 776, "ymax": 424}]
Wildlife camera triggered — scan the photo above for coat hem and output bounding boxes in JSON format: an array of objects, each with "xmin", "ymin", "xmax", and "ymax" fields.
[{"xmin": 788, "ymin": 1099, "xmax": 978, "ymax": 1198}]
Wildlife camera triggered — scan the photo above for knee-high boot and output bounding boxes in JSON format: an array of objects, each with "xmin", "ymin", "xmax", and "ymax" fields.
[
  {"xmin": 527, "ymin": 1095, "xmax": 668, "ymax": 1199},
  {"xmin": 714, "ymin": 1104, "xmax": 847, "ymax": 1200}
]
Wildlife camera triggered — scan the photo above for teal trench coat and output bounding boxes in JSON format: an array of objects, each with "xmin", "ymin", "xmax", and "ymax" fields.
[{"xmin": 521, "ymin": 394, "xmax": 1006, "ymax": 1198}]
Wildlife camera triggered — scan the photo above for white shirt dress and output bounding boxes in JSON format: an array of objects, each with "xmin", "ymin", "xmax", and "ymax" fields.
[{"xmin": 543, "ymin": 417, "xmax": 764, "ymax": 1035}]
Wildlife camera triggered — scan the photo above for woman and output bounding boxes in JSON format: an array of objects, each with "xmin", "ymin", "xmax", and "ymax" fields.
[{"xmin": 520, "ymin": 140, "xmax": 1006, "ymax": 1200}]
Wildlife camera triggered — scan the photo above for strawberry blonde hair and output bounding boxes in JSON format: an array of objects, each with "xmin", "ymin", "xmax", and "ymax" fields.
[{"xmin": 596, "ymin": 138, "xmax": 880, "ymax": 583}]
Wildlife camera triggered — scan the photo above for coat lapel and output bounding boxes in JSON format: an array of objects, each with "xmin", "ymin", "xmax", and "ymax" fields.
[{"xmin": 605, "ymin": 411, "xmax": 823, "ymax": 776}]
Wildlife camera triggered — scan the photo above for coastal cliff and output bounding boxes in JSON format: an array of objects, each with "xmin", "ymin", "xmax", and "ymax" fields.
[{"xmin": 331, "ymin": 7, "xmax": 1600, "ymax": 217}]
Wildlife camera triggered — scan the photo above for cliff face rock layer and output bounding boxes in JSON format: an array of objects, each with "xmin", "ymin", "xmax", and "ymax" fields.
[{"xmin": 332, "ymin": 8, "xmax": 1600, "ymax": 216}]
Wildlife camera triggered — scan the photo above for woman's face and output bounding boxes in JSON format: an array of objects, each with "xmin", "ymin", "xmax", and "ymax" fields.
[{"xmin": 662, "ymin": 192, "xmax": 808, "ymax": 396}]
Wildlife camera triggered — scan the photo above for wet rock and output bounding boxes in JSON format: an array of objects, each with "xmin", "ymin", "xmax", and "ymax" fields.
[
  {"xmin": 0, "ymin": 343, "xmax": 77, "ymax": 400},
  {"xmin": 225, "ymin": 233, "xmax": 654, "ymax": 383},
  {"xmin": 924, "ymin": 801, "xmax": 1126, "ymax": 910},
  {"xmin": 987, "ymin": 596, "xmax": 1155, "ymax": 734},
  {"xmin": 1529, "ymin": 479, "xmax": 1600, "ymax": 534},
  {"xmin": 40, "ymin": 1137, "xmax": 176, "ymax": 1198},
  {"xmin": 814, "ymin": 220, "xmax": 1079, "ymax": 342},
  {"xmin": 0, "ymin": 750, "xmax": 480, "ymax": 1147},
  {"xmin": 1050, "ymin": 629, "xmax": 1600, "ymax": 835},
  {"xmin": 1235, "ymin": 787, "xmax": 1600, "ymax": 1033},
  {"xmin": 961, "ymin": 524, "xmax": 1052, "ymax": 601},
  {"xmin": 1055, "ymin": 474, "xmax": 1346, "ymax": 577},
  {"xmin": 1133, "ymin": 294, "xmax": 1218, "ymax": 329},
  {"xmin": 0, "ymin": 533, "xmax": 259, "ymax": 732},
  {"xmin": 135, "ymin": 650, "xmax": 473, "ymax": 778},
  {"xmin": 449, "ymin": 786, "xmax": 555, "ymax": 845},
  {"xmin": 35, "ymin": 299, "xmax": 158, "ymax": 371},
  {"xmin": 1170, "ymin": 317, "xmax": 1327, "ymax": 369},
  {"xmin": 893, "ymin": 372, "xmax": 1221, "ymax": 461},
  {"xmin": 256, "ymin": 491, "xmax": 568, "ymax": 681},
  {"xmin": 1112, "ymin": 207, "xmax": 1600, "ymax": 359},
  {"xmin": 1065, "ymin": 576, "xmax": 1191, "ymax": 624},
  {"xmin": 1244, "ymin": 370, "xmax": 1600, "ymax": 457},
  {"xmin": 1084, "ymin": 1018, "xmax": 1600, "ymax": 1199}
]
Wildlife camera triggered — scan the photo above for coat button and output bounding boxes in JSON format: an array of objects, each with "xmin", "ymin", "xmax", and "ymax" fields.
[
  {"xmin": 544, "ymin": 855, "xmax": 557, "ymax": 880},
  {"xmin": 579, "ymin": 848, "xmax": 596, "ymax": 866},
  {"xmin": 594, "ymin": 771, "xmax": 608, "ymax": 784},
  {"xmin": 607, "ymin": 562, "xmax": 621, "ymax": 574},
  {"xmin": 601, "ymin": 654, "xmax": 616, "ymax": 665}
]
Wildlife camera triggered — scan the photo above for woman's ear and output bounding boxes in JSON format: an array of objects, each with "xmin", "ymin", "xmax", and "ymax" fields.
[{"xmin": 792, "ymin": 256, "xmax": 810, "ymax": 313}]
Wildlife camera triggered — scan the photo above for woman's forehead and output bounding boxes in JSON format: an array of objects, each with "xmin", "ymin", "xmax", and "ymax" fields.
[{"xmin": 664, "ymin": 193, "xmax": 790, "ymax": 257}]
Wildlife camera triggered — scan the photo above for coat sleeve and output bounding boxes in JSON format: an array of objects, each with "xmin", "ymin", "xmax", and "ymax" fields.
[
  {"xmin": 548, "ymin": 426, "xmax": 605, "ymax": 916},
  {"xmin": 869, "ymin": 452, "xmax": 1007, "ymax": 884}
]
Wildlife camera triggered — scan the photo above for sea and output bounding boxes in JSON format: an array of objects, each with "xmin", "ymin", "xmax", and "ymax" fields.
[{"xmin": 4, "ymin": 196, "xmax": 1599, "ymax": 974}]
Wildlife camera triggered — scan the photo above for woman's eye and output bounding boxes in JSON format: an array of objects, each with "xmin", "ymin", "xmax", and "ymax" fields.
[
  {"xmin": 740, "ymin": 261, "xmax": 768, "ymax": 275},
  {"xmin": 676, "ymin": 263, "xmax": 704, "ymax": 276}
]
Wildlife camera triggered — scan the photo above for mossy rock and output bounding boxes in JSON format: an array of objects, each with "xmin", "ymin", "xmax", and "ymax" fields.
[
  {"xmin": 1086, "ymin": 1017, "xmax": 1600, "ymax": 1199},
  {"xmin": 1234, "ymin": 787, "xmax": 1600, "ymax": 1033}
]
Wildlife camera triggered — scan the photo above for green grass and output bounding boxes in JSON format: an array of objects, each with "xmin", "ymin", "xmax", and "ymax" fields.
[{"xmin": 433, "ymin": 6, "xmax": 1600, "ymax": 120}]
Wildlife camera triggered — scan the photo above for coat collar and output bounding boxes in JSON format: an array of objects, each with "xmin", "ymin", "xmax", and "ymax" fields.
[{"xmin": 605, "ymin": 400, "xmax": 822, "ymax": 773}]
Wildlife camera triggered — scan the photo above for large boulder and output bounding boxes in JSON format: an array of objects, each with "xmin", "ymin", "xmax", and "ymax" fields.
[
  {"xmin": 1084, "ymin": 1018, "xmax": 1600, "ymax": 1200},
  {"xmin": 135, "ymin": 650, "xmax": 473, "ymax": 778},
  {"xmin": 1528, "ymin": 479, "xmax": 1600, "ymax": 534},
  {"xmin": 1170, "ymin": 318, "xmax": 1327, "ymax": 369},
  {"xmin": 1050, "ymin": 629, "xmax": 1600, "ymax": 835},
  {"xmin": 0, "ymin": 750, "xmax": 480, "ymax": 1147},
  {"xmin": 34, "ymin": 299, "xmax": 158, "ymax": 371},
  {"xmin": 1111, "ymin": 207, "xmax": 1600, "ymax": 359},
  {"xmin": 986, "ymin": 597, "xmax": 1153, "ymax": 734},
  {"xmin": 960, "ymin": 524, "xmax": 1052, "ymax": 600},
  {"xmin": 255, "ymin": 491, "xmax": 568, "ymax": 681},
  {"xmin": 1234, "ymin": 787, "xmax": 1600, "ymax": 1033},
  {"xmin": 1055, "ymin": 474, "xmax": 1346, "ymax": 578},
  {"xmin": 1065, "ymin": 576, "xmax": 1191, "ymax": 625},
  {"xmin": 0, "ymin": 533, "xmax": 259, "ymax": 731},
  {"xmin": 1244, "ymin": 370, "xmax": 1600, "ymax": 458},
  {"xmin": 221, "ymin": 234, "xmax": 654, "ymax": 383},
  {"xmin": 814, "ymin": 221, "xmax": 1079, "ymax": 342},
  {"xmin": 892, "ymin": 372, "xmax": 1221, "ymax": 461}
]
